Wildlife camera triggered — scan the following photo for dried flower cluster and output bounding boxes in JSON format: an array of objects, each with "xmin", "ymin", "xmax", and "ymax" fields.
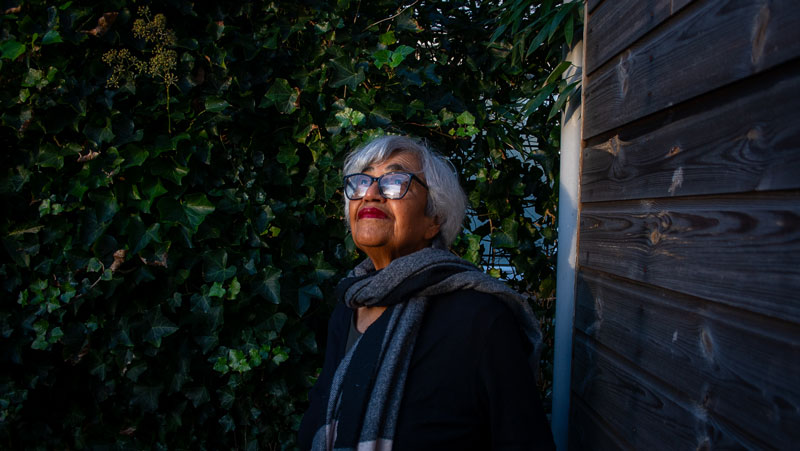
[{"xmin": 102, "ymin": 6, "xmax": 177, "ymax": 88}]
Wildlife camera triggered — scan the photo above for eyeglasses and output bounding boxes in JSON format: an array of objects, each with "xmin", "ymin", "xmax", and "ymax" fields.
[{"xmin": 343, "ymin": 172, "xmax": 429, "ymax": 200}]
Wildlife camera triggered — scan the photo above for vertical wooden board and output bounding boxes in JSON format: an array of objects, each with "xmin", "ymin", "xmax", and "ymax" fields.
[
  {"xmin": 575, "ymin": 269, "xmax": 800, "ymax": 449},
  {"xmin": 585, "ymin": 0, "xmax": 693, "ymax": 75},
  {"xmin": 579, "ymin": 193, "xmax": 800, "ymax": 322},
  {"xmin": 581, "ymin": 63, "xmax": 800, "ymax": 202},
  {"xmin": 569, "ymin": 396, "xmax": 634, "ymax": 451},
  {"xmin": 583, "ymin": 0, "xmax": 800, "ymax": 139},
  {"xmin": 571, "ymin": 334, "xmax": 745, "ymax": 449}
]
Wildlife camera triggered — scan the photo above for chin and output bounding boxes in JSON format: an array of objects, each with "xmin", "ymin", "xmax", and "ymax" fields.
[
  {"xmin": 354, "ymin": 239, "xmax": 389, "ymax": 249},
  {"xmin": 353, "ymin": 230, "xmax": 391, "ymax": 247}
]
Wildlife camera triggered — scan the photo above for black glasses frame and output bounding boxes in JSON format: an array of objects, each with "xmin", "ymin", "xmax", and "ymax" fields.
[{"xmin": 343, "ymin": 172, "xmax": 429, "ymax": 200}]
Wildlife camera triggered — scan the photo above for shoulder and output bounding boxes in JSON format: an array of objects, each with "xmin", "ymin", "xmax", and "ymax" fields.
[
  {"xmin": 425, "ymin": 289, "xmax": 520, "ymax": 333},
  {"xmin": 322, "ymin": 302, "xmax": 354, "ymax": 363},
  {"xmin": 414, "ymin": 289, "xmax": 529, "ymax": 359},
  {"xmin": 329, "ymin": 301, "xmax": 352, "ymax": 328}
]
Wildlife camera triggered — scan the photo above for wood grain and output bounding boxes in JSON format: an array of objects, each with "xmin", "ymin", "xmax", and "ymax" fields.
[
  {"xmin": 583, "ymin": 0, "xmax": 800, "ymax": 139},
  {"xmin": 585, "ymin": 0, "xmax": 693, "ymax": 75},
  {"xmin": 572, "ymin": 333, "xmax": 759, "ymax": 449},
  {"xmin": 569, "ymin": 395, "xmax": 634, "ymax": 451},
  {"xmin": 586, "ymin": 0, "xmax": 602, "ymax": 14},
  {"xmin": 578, "ymin": 192, "xmax": 800, "ymax": 322},
  {"xmin": 581, "ymin": 62, "xmax": 800, "ymax": 202},
  {"xmin": 574, "ymin": 269, "xmax": 800, "ymax": 449}
]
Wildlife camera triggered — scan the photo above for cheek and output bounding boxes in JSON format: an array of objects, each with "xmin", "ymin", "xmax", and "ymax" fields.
[{"xmin": 348, "ymin": 201, "xmax": 358, "ymax": 224}]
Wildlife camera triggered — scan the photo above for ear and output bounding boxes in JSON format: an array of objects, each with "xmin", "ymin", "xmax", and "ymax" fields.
[{"xmin": 424, "ymin": 216, "xmax": 441, "ymax": 241}]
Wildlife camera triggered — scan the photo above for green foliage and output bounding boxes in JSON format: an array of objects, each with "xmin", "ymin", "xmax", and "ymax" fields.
[{"xmin": 0, "ymin": 0, "xmax": 578, "ymax": 448}]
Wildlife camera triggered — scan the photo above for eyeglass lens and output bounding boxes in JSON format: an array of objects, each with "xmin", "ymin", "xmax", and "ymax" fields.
[{"xmin": 346, "ymin": 173, "xmax": 412, "ymax": 199}]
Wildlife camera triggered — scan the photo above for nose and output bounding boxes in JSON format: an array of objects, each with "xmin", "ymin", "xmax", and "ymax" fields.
[{"xmin": 362, "ymin": 178, "xmax": 384, "ymax": 201}]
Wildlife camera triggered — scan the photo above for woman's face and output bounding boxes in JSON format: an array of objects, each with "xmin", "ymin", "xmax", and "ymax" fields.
[{"xmin": 348, "ymin": 151, "xmax": 440, "ymax": 269}]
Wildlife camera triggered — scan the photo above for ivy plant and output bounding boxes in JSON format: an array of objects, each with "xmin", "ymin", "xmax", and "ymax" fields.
[{"xmin": 0, "ymin": 0, "xmax": 579, "ymax": 448}]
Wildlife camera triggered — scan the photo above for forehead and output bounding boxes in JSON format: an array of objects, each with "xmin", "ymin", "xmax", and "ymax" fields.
[{"xmin": 363, "ymin": 151, "xmax": 421, "ymax": 173}]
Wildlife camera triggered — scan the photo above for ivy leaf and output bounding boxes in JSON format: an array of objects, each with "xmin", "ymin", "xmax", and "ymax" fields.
[
  {"xmin": 456, "ymin": 111, "xmax": 475, "ymax": 125},
  {"xmin": 423, "ymin": 64, "xmax": 441, "ymax": 84},
  {"xmin": 83, "ymin": 118, "xmax": 115, "ymax": 146},
  {"xmin": 132, "ymin": 385, "xmax": 163, "ymax": 412},
  {"xmin": 0, "ymin": 40, "xmax": 25, "ymax": 60},
  {"xmin": 21, "ymin": 68, "xmax": 44, "ymax": 88},
  {"xmin": 190, "ymin": 291, "xmax": 212, "ymax": 313},
  {"xmin": 31, "ymin": 320, "xmax": 49, "ymax": 350},
  {"xmin": 219, "ymin": 414, "xmax": 236, "ymax": 433},
  {"xmin": 265, "ymin": 312, "xmax": 287, "ymax": 334},
  {"xmin": 183, "ymin": 193, "xmax": 215, "ymax": 232},
  {"xmin": 388, "ymin": 45, "xmax": 415, "ymax": 68},
  {"xmin": 277, "ymin": 145, "xmax": 300, "ymax": 168},
  {"xmin": 37, "ymin": 146, "xmax": 64, "ymax": 169},
  {"xmin": 209, "ymin": 282, "xmax": 226, "ymax": 298},
  {"xmin": 228, "ymin": 349, "xmax": 251, "ymax": 373},
  {"xmin": 204, "ymin": 250, "xmax": 236, "ymax": 283},
  {"xmin": 255, "ymin": 266, "xmax": 281, "ymax": 304},
  {"xmin": 329, "ymin": 56, "xmax": 365, "ymax": 90},
  {"xmin": 378, "ymin": 31, "xmax": 396, "ymax": 45},
  {"xmin": 396, "ymin": 8, "xmax": 422, "ymax": 32},
  {"xmin": 491, "ymin": 217, "xmax": 520, "ymax": 248},
  {"xmin": 143, "ymin": 308, "xmax": 178, "ymax": 348},
  {"xmin": 463, "ymin": 233, "xmax": 482, "ymax": 265},
  {"xmin": 227, "ymin": 277, "xmax": 241, "ymax": 300},
  {"xmin": 126, "ymin": 362, "xmax": 148, "ymax": 382},
  {"xmin": 335, "ymin": 108, "xmax": 365, "ymax": 128},
  {"xmin": 213, "ymin": 357, "xmax": 229, "ymax": 374},
  {"xmin": 205, "ymin": 96, "xmax": 230, "ymax": 113},
  {"xmin": 142, "ymin": 178, "xmax": 168, "ymax": 201},
  {"xmin": 80, "ymin": 211, "xmax": 106, "ymax": 247},
  {"xmin": 194, "ymin": 334, "xmax": 218, "ymax": 354},
  {"xmin": 217, "ymin": 386, "xmax": 236, "ymax": 409},
  {"xmin": 310, "ymin": 252, "xmax": 336, "ymax": 283},
  {"xmin": 185, "ymin": 386, "xmax": 210, "ymax": 407},
  {"xmin": 297, "ymin": 284, "xmax": 322, "ymax": 316},
  {"xmin": 128, "ymin": 220, "xmax": 160, "ymax": 255},
  {"xmin": 263, "ymin": 78, "xmax": 299, "ymax": 114},
  {"xmin": 372, "ymin": 49, "xmax": 391, "ymax": 69},
  {"xmin": 122, "ymin": 146, "xmax": 149, "ymax": 168},
  {"xmin": 41, "ymin": 30, "xmax": 63, "ymax": 45}
]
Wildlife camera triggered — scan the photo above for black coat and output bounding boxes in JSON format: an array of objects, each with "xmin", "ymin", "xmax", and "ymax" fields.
[{"xmin": 298, "ymin": 289, "xmax": 556, "ymax": 450}]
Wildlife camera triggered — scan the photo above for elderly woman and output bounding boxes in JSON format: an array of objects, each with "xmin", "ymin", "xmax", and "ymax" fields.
[{"xmin": 298, "ymin": 135, "xmax": 554, "ymax": 450}]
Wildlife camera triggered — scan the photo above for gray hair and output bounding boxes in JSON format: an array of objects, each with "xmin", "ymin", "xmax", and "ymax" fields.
[{"xmin": 343, "ymin": 135, "xmax": 467, "ymax": 249}]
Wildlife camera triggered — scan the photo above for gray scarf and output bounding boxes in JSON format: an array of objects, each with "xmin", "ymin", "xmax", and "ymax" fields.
[{"xmin": 311, "ymin": 247, "xmax": 543, "ymax": 450}]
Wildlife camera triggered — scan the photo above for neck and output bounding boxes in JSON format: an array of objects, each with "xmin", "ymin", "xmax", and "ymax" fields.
[{"xmin": 363, "ymin": 243, "xmax": 432, "ymax": 271}]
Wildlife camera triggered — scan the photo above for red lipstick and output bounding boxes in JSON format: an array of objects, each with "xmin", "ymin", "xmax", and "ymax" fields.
[{"xmin": 358, "ymin": 208, "xmax": 388, "ymax": 219}]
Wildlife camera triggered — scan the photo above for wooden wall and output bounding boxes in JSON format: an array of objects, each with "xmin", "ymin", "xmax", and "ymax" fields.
[{"xmin": 571, "ymin": 0, "xmax": 800, "ymax": 448}]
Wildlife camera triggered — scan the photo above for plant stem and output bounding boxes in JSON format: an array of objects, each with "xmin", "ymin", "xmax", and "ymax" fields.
[{"xmin": 165, "ymin": 84, "xmax": 172, "ymax": 135}]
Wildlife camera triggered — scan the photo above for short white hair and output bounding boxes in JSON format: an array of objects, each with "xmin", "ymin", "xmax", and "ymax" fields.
[{"xmin": 343, "ymin": 135, "xmax": 467, "ymax": 248}]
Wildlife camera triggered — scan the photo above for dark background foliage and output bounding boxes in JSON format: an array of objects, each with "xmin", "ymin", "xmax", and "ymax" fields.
[{"xmin": 0, "ymin": 0, "xmax": 579, "ymax": 448}]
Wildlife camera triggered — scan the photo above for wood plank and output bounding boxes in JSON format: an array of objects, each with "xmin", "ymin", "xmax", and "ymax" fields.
[
  {"xmin": 571, "ymin": 333, "xmax": 746, "ymax": 449},
  {"xmin": 583, "ymin": 0, "xmax": 800, "ymax": 139},
  {"xmin": 578, "ymin": 192, "xmax": 800, "ymax": 322},
  {"xmin": 585, "ymin": 0, "xmax": 693, "ymax": 75},
  {"xmin": 586, "ymin": 0, "xmax": 603, "ymax": 15},
  {"xmin": 582, "ymin": 61, "xmax": 800, "ymax": 202},
  {"xmin": 574, "ymin": 269, "xmax": 800, "ymax": 449},
  {"xmin": 569, "ymin": 395, "xmax": 634, "ymax": 451}
]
